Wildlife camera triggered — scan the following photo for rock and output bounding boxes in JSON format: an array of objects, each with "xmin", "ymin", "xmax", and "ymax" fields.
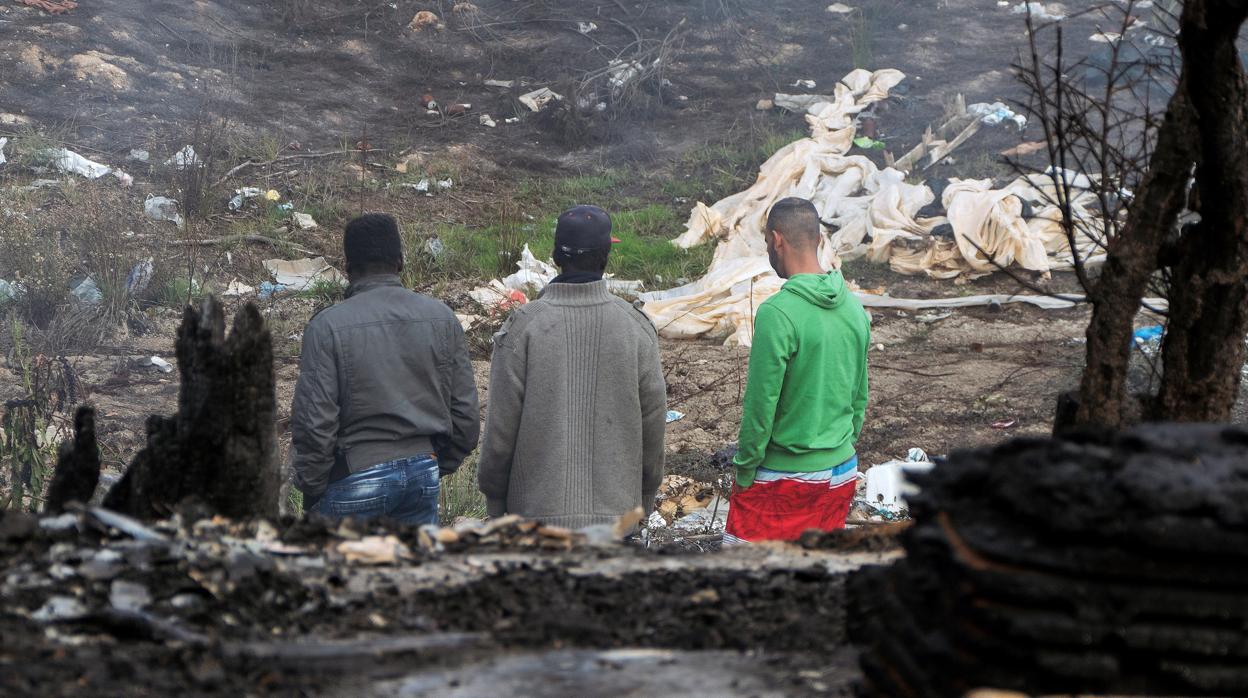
[
  {"xmin": 755, "ymin": 98, "xmax": 774, "ymax": 111},
  {"xmin": 408, "ymin": 10, "xmax": 439, "ymax": 32},
  {"xmin": 32, "ymin": 596, "xmax": 87, "ymax": 622},
  {"xmin": 109, "ymin": 579, "xmax": 152, "ymax": 612}
]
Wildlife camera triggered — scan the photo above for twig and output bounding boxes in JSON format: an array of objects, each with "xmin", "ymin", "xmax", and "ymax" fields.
[
  {"xmin": 871, "ymin": 364, "xmax": 957, "ymax": 378},
  {"xmin": 166, "ymin": 235, "xmax": 313, "ymax": 255},
  {"xmin": 153, "ymin": 17, "xmax": 189, "ymax": 48},
  {"xmin": 213, "ymin": 150, "xmax": 366, "ymax": 187}
]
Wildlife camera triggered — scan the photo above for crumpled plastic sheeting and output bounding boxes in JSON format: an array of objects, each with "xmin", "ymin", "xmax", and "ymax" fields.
[{"xmin": 644, "ymin": 68, "xmax": 1109, "ymax": 345}]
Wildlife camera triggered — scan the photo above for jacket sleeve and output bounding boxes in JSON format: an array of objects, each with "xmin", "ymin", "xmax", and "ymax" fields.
[
  {"xmin": 733, "ymin": 304, "xmax": 797, "ymax": 488},
  {"xmin": 291, "ymin": 318, "xmax": 339, "ymax": 503},
  {"xmin": 638, "ymin": 330, "xmax": 667, "ymax": 515},
  {"xmin": 437, "ymin": 318, "xmax": 481, "ymax": 477},
  {"xmin": 476, "ymin": 322, "xmax": 525, "ymax": 517}
]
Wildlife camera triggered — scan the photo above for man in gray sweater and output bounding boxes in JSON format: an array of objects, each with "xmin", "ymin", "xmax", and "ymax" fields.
[
  {"xmin": 478, "ymin": 205, "xmax": 667, "ymax": 527},
  {"xmin": 292, "ymin": 213, "xmax": 480, "ymax": 524}
]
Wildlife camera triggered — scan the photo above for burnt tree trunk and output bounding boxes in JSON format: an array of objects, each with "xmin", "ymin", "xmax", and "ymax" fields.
[
  {"xmin": 1074, "ymin": 84, "xmax": 1197, "ymax": 429},
  {"xmin": 99, "ymin": 297, "xmax": 280, "ymax": 519},
  {"xmin": 44, "ymin": 406, "xmax": 100, "ymax": 513},
  {"xmin": 1154, "ymin": 1, "xmax": 1248, "ymax": 421}
]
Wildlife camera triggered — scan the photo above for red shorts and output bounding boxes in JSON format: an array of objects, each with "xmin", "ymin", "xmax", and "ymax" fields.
[{"xmin": 724, "ymin": 462, "xmax": 857, "ymax": 544}]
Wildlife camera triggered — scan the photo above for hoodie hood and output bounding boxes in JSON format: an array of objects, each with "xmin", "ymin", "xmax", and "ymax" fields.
[{"xmin": 780, "ymin": 271, "xmax": 847, "ymax": 309}]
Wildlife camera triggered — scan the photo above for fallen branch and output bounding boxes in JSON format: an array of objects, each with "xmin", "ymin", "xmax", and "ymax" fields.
[
  {"xmin": 871, "ymin": 364, "xmax": 958, "ymax": 378},
  {"xmin": 214, "ymin": 150, "xmax": 373, "ymax": 187}
]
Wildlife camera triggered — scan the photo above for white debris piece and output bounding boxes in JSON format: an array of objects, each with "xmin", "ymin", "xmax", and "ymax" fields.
[
  {"xmin": 479, "ymin": 114, "xmax": 497, "ymax": 128},
  {"xmin": 109, "ymin": 580, "xmax": 152, "ymax": 613},
  {"xmin": 456, "ymin": 314, "xmax": 481, "ymax": 332},
  {"xmin": 791, "ymin": 79, "xmax": 817, "ymax": 89},
  {"xmin": 484, "ymin": 79, "xmax": 515, "ymax": 88},
  {"xmin": 149, "ymin": 356, "xmax": 174, "ymax": 374},
  {"xmin": 665, "ymin": 410, "xmax": 685, "ymax": 424},
  {"xmin": 228, "ymin": 187, "xmax": 263, "ymax": 211},
  {"xmin": 968, "ymin": 101, "xmax": 1027, "ymax": 129},
  {"xmin": 502, "ymin": 244, "xmax": 558, "ymax": 293},
  {"xmin": 863, "ymin": 448, "xmax": 934, "ymax": 514},
  {"xmin": 437, "ymin": 178, "xmax": 454, "ymax": 190},
  {"xmin": 128, "ymin": 149, "xmax": 150, "ymax": 162},
  {"xmin": 221, "ymin": 279, "xmax": 256, "ymax": 297},
  {"xmin": 263, "ymin": 257, "xmax": 346, "ymax": 292},
  {"xmin": 144, "ymin": 195, "xmax": 184, "ymax": 228},
  {"xmin": 33, "ymin": 596, "xmax": 88, "ymax": 622},
  {"xmin": 1011, "ymin": 1, "xmax": 1064, "ymax": 21},
  {"xmin": 577, "ymin": 21, "xmax": 598, "ymax": 34},
  {"xmin": 293, "ymin": 212, "xmax": 318, "ymax": 230},
  {"xmin": 0, "ymin": 137, "xmax": 7, "ymax": 166},
  {"xmin": 519, "ymin": 87, "xmax": 562, "ymax": 112},
  {"xmin": 1090, "ymin": 31, "xmax": 1121, "ymax": 43},
  {"xmin": 826, "ymin": 3, "xmax": 854, "ymax": 13},
  {"xmin": 165, "ymin": 145, "xmax": 200, "ymax": 169},
  {"xmin": 45, "ymin": 148, "xmax": 133, "ymax": 185}
]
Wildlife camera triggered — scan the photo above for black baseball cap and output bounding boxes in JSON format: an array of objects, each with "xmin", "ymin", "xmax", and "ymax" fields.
[{"xmin": 554, "ymin": 205, "xmax": 620, "ymax": 254}]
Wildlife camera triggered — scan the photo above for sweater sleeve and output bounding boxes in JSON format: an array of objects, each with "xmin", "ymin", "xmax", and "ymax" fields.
[
  {"xmin": 851, "ymin": 336, "xmax": 869, "ymax": 442},
  {"xmin": 290, "ymin": 317, "xmax": 339, "ymax": 504},
  {"xmin": 638, "ymin": 332, "xmax": 667, "ymax": 515},
  {"xmin": 733, "ymin": 303, "xmax": 797, "ymax": 488},
  {"xmin": 476, "ymin": 322, "xmax": 526, "ymax": 517}
]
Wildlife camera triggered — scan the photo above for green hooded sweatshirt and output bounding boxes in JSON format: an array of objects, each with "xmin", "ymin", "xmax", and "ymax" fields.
[{"xmin": 733, "ymin": 271, "xmax": 870, "ymax": 488}]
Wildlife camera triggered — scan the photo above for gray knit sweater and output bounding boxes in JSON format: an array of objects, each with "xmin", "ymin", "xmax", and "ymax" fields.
[{"xmin": 477, "ymin": 281, "xmax": 667, "ymax": 527}]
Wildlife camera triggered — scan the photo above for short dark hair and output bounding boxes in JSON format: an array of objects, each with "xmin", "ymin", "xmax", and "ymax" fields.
[
  {"xmin": 553, "ymin": 245, "xmax": 609, "ymax": 274},
  {"xmin": 766, "ymin": 197, "xmax": 821, "ymax": 248},
  {"xmin": 343, "ymin": 213, "xmax": 402, "ymax": 273}
]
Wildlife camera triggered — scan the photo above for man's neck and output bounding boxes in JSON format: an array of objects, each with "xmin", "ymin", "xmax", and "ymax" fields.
[{"xmin": 784, "ymin": 257, "xmax": 825, "ymax": 277}]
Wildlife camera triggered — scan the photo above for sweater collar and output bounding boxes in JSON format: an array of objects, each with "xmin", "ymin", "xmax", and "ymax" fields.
[
  {"xmin": 539, "ymin": 279, "xmax": 614, "ymax": 305},
  {"xmin": 345, "ymin": 274, "xmax": 403, "ymax": 299},
  {"xmin": 549, "ymin": 271, "xmax": 604, "ymax": 285}
]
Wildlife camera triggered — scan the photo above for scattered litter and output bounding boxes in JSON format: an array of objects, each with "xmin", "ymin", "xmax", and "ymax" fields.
[
  {"xmin": 406, "ymin": 179, "xmax": 431, "ymax": 193},
  {"xmin": 1001, "ymin": 141, "xmax": 1046, "ymax": 157},
  {"xmin": 446, "ymin": 103, "xmax": 471, "ymax": 116},
  {"xmin": 654, "ymin": 475, "xmax": 713, "ymax": 524},
  {"xmin": 437, "ymin": 178, "xmax": 453, "ymax": 190},
  {"xmin": 672, "ymin": 495, "xmax": 729, "ymax": 532},
  {"xmin": 519, "ymin": 87, "xmax": 562, "ymax": 112},
  {"xmin": 128, "ymin": 149, "xmax": 150, "ymax": 162},
  {"xmin": 221, "ymin": 279, "xmax": 256, "ymax": 297},
  {"xmin": 468, "ymin": 281, "xmax": 528, "ymax": 311},
  {"xmin": 968, "ymin": 101, "xmax": 1027, "ymax": 129},
  {"xmin": 791, "ymin": 79, "xmax": 817, "ymax": 89},
  {"xmin": 456, "ymin": 314, "xmax": 481, "ymax": 332},
  {"xmin": 420, "ymin": 94, "xmax": 438, "ymax": 110},
  {"xmin": 755, "ymin": 98, "xmax": 774, "ymax": 111},
  {"xmin": 826, "ymin": 3, "xmax": 854, "ymax": 13},
  {"xmin": 144, "ymin": 195, "xmax": 184, "ymax": 228},
  {"xmin": 258, "ymin": 281, "xmax": 287, "ymax": 299},
  {"xmin": 915, "ymin": 311, "xmax": 952, "ymax": 323},
  {"xmin": 483, "ymin": 79, "xmax": 515, "ymax": 89},
  {"xmin": 70, "ymin": 277, "xmax": 102, "ymax": 304},
  {"xmin": 164, "ymin": 145, "xmax": 200, "ymax": 169},
  {"xmin": 32, "ymin": 596, "xmax": 87, "ymax": 622},
  {"xmin": 0, "ymin": 137, "xmax": 7, "ymax": 166},
  {"xmin": 0, "ymin": 279, "xmax": 16, "ymax": 302},
  {"xmin": 861, "ymin": 448, "xmax": 934, "ymax": 516},
  {"xmin": 126, "ymin": 258, "xmax": 154, "ymax": 294},
  {"xmin": 502, "ymin": 244, "xmax": 558, "ymax": 293},
  {"xmin": 228, "ymin": 187, "xmax": 263, "ymax": 211},
  {"xmin": 408, "ymin": 10, "xmax": 439, "ymax": 32},
  {"xmin": 606, "ymin": 278, "xmax": 644, "ymax": 296},
  {"xmin": 504, "ymin": 117, "xmax": 520, "ymax": 124},
  {"xmin": 991, "ymin": 419, "xmax": 1018, "ymax": 430},
  {"xmin": 46, "ymin": 148, "xmax": 133, "ymax": 185},
  {"xmin": 1090, "ymin": 31, "xmax": 1121, "ymax": 43},
  {"xmin": 1133, "ymin": 324, "xmax": 1164, "ymax": 355},
  {"xmin": 479, "ymin": 114, "xmax": 497, "ymax": 128},
  {"xmin": 665, "ymin": 410, "xmax": 685, "ymax": 424},
  {"xmin": 109, "ymin": 579, "xmax": 152, "ymax": 613},
  {"xmin": 337, "ymin": 535, "xmax": 411, "ymax": 565},
  {"xmin": 292, "ymin": 212, "xmax": 318, "ymax": 230},
  {"xmin": 264, "ymin": 189, "xmax": 281, "ymax": 202},
  {"xmin": 148, "ymin": 356, "xmax": 174, "ymax": 374},
  {"xmin": 853, "ymin": 136, "xmax": 887, "ymax": 150},
  {"xmin": 577, "ymin": 21, "xmax": 598, "ymax": 34},
  {"xmin": 1011, "ymin": 2, "xmax": 1064, "ymax": 21},
  {"xmin": 394, "ymin": 152, "xmax": 425, "ymax": 173},
  {"xmin": 607, "ymin": 59, "xmax": 650, "ymax": 91},
  {"xmin": 263, "ymin": 257, "xmax": 346, "ymax": 293}
]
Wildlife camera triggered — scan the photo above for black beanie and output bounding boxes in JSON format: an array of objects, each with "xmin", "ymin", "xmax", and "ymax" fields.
[{"xmin": 343, "ymin": 213, "xmax": 402, "ymax": 267}]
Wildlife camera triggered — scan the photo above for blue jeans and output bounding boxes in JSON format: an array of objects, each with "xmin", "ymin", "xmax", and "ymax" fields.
[{"xmin": 317, "ymin": 454, "xmax": 440, "ymax": 525}]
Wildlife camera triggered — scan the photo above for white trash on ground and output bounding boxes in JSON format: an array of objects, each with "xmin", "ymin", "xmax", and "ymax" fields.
[
  {"xmin": 70, "ymin": 277, "xmax": 102, "ymax": 304},
  {"xmin": 144, "ymin": 195, "xmax": 184, "ymax": 228},
  {"xmin": 45, "ymin": 148, "xmax": 133, "ymax": 186},
  {"xmin": 164, "ymin": 145, "xmax": 200, "ymax": 169},
  {"xmin": 221, "ymin": 279, "xmax": 256, "ymax": 297},
  {"xmin": 968, "ymin": 101, "xmax": 1027, "ymax": 129},
  {"xmin": 126, "ymin": 258, "xmax": 154, "ymax": 295},
  {"xmin": 1011, "ymin": 1, "xmax": 1064, "ymax": 21},
  {"xmin": 518, "ymin": 87, "xmax": 562, "ymax": 112},
  {"xmin": 0, "ymin": 279, "xmax": 16, "ymax": 302},
  {"xmin": 228, "ymin": 187, "xmax": 263, "ymax": 211},
  {"xmin": 860, "ymin": 448, "xmax": 934, "ymax": 516},
  {"xmin": 262, "ymin": 257, "xmax": 346, "ymax": 292},
  {"xmin": 148, "ymin": 356, "xmax": 174, "ymax": 374},
  {"xmin": 0, "ymin": 137, "xmax": 7, "ymax": 166},
  {"xmin": 502, "ymin": 244, "xmax": 558, "ymax": 293},
  {"xmin": 292, "ymin": 212, "xmax": 318, "ymax": 230}
]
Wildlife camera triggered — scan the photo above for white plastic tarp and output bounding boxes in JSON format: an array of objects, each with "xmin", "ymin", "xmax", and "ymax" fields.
[{"xmin": 643, "ymin": 67, "xmax": 1111, "ymax": 345}]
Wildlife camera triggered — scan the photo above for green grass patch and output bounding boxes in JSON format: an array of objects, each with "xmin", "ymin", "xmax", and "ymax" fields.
[{"xmin": 439, "ymin": 454, "xmax": 486, "ymax": 522}]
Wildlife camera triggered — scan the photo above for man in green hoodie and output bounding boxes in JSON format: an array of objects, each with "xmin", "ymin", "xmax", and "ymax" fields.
[{"xmin": 723, "ymin": 197, "xmax": 870, "ymax": 544}]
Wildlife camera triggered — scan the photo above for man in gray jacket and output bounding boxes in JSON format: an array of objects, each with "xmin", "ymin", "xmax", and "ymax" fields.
[
  {"xmin": 478, "ymin": 205, "xmax": 667, "ymax": 527},
  {"xmin": 292, "ymin": 213, "xmax": 479, "ymax": 524}
]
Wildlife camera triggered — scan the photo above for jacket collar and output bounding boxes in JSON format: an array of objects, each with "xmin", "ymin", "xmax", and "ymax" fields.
[
  {"xmin": 539, "ymin": 279, "xmax": 614, "ymax": 306},
  {"xmin": 345, "ymin": 273, "xmax": 404, "ymax": 299}
]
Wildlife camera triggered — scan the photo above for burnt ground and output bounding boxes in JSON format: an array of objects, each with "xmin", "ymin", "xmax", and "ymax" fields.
[{"xmin": 0, "ymin": 0, "xmax": 1240, "ymax": 694}]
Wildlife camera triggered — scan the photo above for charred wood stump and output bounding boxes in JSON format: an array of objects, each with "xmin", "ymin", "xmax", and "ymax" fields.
[
  {"xmin": 44, "ymin": 406, "xmax": 100, "ymax": 513},
  {"xmin": 94, "ymin": 297, "xmax": 279, "ymax": 519},
  {"xmin": 849, "ymin": 424, "xmax": 1248, "ymax": 697}
]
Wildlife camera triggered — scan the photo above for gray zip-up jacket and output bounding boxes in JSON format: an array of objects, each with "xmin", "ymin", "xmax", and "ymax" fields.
[
  {"xmin": 477, "ymin": 280, "xmax": 666, "ymax": 528},
  {"xmin": 291, "ymin": 275, "xmax": 480, "ymax": 503}
]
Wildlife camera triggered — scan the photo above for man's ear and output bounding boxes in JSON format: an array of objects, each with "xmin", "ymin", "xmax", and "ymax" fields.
[{"xmin": 771, "ymin": 229, "xmax": 787, "ymax": 250}]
